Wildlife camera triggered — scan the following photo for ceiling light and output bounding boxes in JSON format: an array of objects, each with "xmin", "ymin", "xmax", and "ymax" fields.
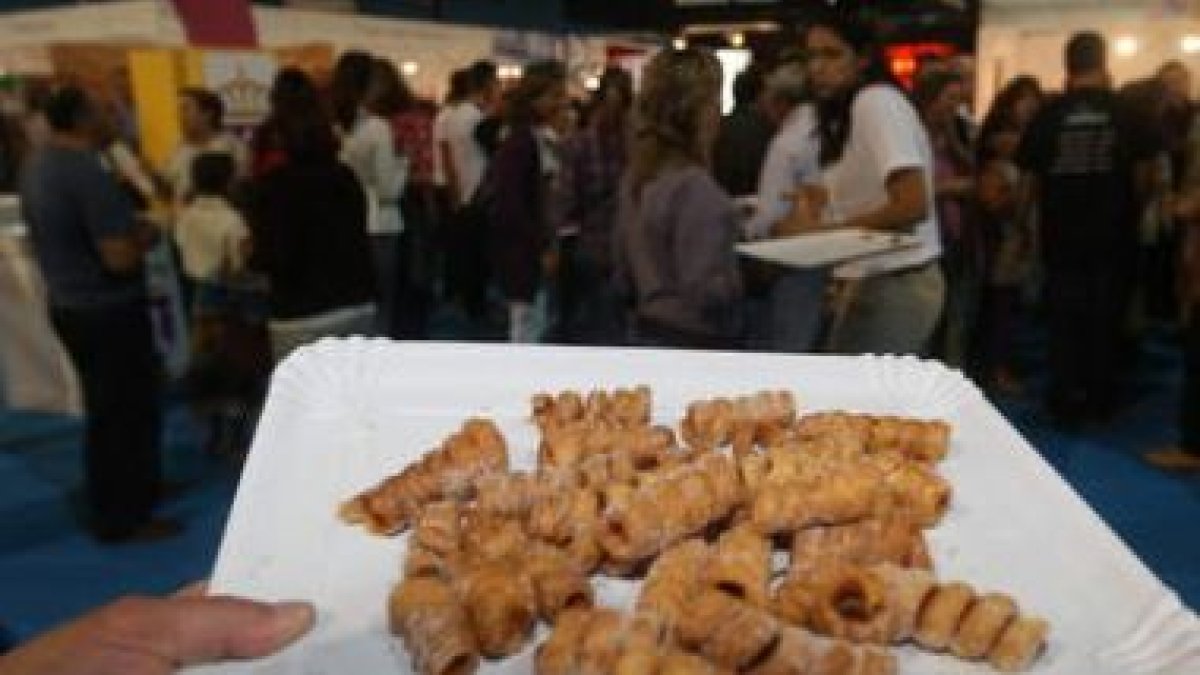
[{"xmin": 1115, "ymin": 36, "xmax": 1140, "ymax": 58}]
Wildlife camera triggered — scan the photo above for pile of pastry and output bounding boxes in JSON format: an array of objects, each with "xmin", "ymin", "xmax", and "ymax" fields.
[{"xmin": 339, "ymin": 387, "xmax": 1049, "ymax": 675}]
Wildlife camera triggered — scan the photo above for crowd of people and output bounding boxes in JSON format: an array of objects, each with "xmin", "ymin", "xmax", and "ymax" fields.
[
  {"xmin": 11, "ymin": 11, "xmax": 1200, "ymax": 544},
  {"xmin": 5, "ymin": 6, "xmax": 1200, "ymax": 670}
]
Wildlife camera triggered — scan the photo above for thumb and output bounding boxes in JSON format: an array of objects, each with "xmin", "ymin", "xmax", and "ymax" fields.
[{"xmin": 157, "ymin": 597, "xmax": 316, "ymax": 666}]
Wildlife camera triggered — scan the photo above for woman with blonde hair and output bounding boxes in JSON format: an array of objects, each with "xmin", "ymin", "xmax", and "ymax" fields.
[{"xmin": 613, "ymin": 48, "xmax": 744, "ymax": 349}]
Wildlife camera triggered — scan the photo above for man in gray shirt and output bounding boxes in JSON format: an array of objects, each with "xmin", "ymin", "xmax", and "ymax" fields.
[{"xmin": 21, "ymin": 86, "xmax": 176, "ymax": 543}]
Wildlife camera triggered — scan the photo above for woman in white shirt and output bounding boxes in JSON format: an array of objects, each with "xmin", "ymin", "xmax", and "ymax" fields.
[
  {"xmin": 332, "ymin": 51, "xmax": 408, "ymax": 337},
  {"xmin": 775, "ymin": 11, "xmax": 944, "ymax": 356}
]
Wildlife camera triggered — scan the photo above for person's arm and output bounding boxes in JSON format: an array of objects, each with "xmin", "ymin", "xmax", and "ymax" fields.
[
  {"xmin": 96, "ymin": 223, "xmax": 156, "ymax": 274},
  {"xmin": 79, "ymin": 155, "xmax": 156, "ymax": 274},
  {"xmin": 747, "ymin": 126, "xmax": 806, "ymax": 240},
  {"xmin": 773, "ymin": 167, "xmax": 929, "ymax": 236},
  {"xmin": 0, "ymin": 586, "xmax": 314, "ymax": 675}
]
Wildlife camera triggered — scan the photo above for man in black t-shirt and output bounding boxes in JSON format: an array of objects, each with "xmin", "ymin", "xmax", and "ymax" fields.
[{"xmin": 1017, "ymin": 32, "xmax": 1157, "ymax": 426}]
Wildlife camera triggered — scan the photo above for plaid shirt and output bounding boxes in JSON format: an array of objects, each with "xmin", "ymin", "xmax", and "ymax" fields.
[
  {"xmin": 552, "ymin": 124, "xmax": 627, "ymax": 266},
  {"xmin": 391, "ymin": 108, "xmax": 436, "ymax": 186}
]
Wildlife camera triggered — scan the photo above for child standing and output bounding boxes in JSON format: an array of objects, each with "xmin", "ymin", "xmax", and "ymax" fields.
[{"xmin": 174, "ymin": 152, "xmax": 267, "ymax": 456}]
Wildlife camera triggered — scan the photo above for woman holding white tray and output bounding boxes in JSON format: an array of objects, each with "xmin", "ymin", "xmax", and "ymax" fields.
[{"xmin": 773, "ymin": 10, "xmax": 944, "ymax": 356}]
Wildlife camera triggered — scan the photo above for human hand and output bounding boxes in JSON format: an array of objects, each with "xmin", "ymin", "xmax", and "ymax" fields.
[
  {"xmin": 772, "ymin": 184, "xmax": 828, "ymax": 237},
  {"xmin": 0, "ymin": 583, "xmax": 315, "ymax": 675}
]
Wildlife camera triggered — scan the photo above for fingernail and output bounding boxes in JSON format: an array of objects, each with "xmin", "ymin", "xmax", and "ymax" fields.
[{"xmin": 272, "ymin": 601, "xmax": 316, "ymax": 640}]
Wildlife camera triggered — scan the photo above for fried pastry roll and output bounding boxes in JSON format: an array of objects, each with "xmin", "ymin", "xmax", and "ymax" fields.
[
  {"xmin": 637, "ymin": 539, "xmax": 710, "ymax": 631},
  {"xmin": 676, "ymin": 590, "xmax": 780, "ymax": 670},
  {"xmin": 789, "ymin": 518, "xmax": 932, "ymax": 579},
  {"xmin": 913, "ymin": 581, "xmax": 975, "ymax": 651},
  {"xmin": 458, "ymin": 510, "xmax": 527, "ymax": 562},
  {"xmin": 388, "ymin": 576, "xmax": 478, "ymax": 675},
  {"xmin": 339, "ymin": 418, "xmax": 508, "ymax": 535},
  {"xmin": 795, "ymin": 412, "xmax": 950, "ymax": 462},
  {"xmin": 987, "ymin": 616, "xmax": 1049, "ymax": 672},
  {"xmin": 456, "ymin": 561, "xmax": 537, "ymax": 658},
  {"xmin": 950, "ymin": 593, "xmax": 1018, "ymax": 660},
  {"xmin": 413, "ymin": 501, "xmax": 461, "ymax": 555},
  {"xmin": 750, "ymin": 470, "xmax": 879, "ymax": 535},
  {"xmin": 600, "ymin": 454, "xmax": 743, "ymax": 564},
  {"xmin": 703, "ymin": 524, "xmax": 771, "ymax": 607},
  {"xmin": 525, "ymin": 545, "xmax": 594, "ymax": 622}
]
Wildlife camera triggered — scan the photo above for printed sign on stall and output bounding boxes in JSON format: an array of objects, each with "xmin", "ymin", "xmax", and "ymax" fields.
[{"xmin": 204, "ymin": 51, "xmax": 276, "ymax": 128}]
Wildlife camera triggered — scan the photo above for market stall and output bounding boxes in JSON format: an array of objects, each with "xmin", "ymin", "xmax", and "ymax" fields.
[{"xmin": 978, "ymin": 0, "xmax": 1200, "ymax": 112}]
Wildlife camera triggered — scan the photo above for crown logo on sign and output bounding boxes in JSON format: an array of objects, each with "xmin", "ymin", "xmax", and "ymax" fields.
[{"xmin": 218, "ymin": 65, "xmax": 269, "ymax": 125}]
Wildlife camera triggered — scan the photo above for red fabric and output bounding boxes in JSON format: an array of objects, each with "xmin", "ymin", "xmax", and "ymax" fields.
[
  {"xmin": 390, "ymin": 109, "xmax": 436, "ymax": 186},
  {"xmin": 171, "ymin": 0, "xmax": 258, "ymax": 48}
]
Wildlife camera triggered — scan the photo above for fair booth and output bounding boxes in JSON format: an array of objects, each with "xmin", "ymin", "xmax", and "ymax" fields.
[
  {"xmin": 0, "ymin": 0, "xmax": 650, "ymax": 413},
  {"xmin": 978, "ymin": 0, "xmax": 1200, "ymax": 112}
]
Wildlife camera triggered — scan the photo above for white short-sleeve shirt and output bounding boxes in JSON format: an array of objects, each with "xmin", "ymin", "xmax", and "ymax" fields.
[
  {"xmin": 443, "ymin": 101, "xmax": 488, "ymax": 207},
  {"xmin": 431, "ymin": 105, "xmax": 453, "ymax": 187},
  {"xmin": 821, "ymin": 84, "xmax": 941, "ymax": 278},
  {"xmin": 746, "ymin": 104, "xmax": 818, "ymax": 240}
]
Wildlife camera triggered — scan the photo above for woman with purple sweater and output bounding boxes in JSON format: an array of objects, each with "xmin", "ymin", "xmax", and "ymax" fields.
[{"xmin": 614, "ymin": 48, "xmax": 745, "ymax": 349}]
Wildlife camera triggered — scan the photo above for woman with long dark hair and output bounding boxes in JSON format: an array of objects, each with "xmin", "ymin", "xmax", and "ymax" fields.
[
  {"xmin": 974, "ymin": 75, "xmax": 1043, "ymax": 393},
  {"xmin": 367, "ymin": 58, "xmax": 439, "ymax": 338},
  {"xmin": 250, "ymin": 67, "xmax": 328, "ymax": 178},
  {"xmin": 775, "ymin": 11, "xmax": 943, "ymax": 355},
  {"xmin": 915, "ymin": 70, "xmax": 980, "ymax": 367},
  {"xmin": 331, "ymin": 50, "xmax": 407, "ymax": 337},
  {"xmin": 486, "ymin": 60, "xmax": 569, "ymax": 343},
  {"xmin": 247, "ymin": 69, "xmax": 377, "ymax": 361}
]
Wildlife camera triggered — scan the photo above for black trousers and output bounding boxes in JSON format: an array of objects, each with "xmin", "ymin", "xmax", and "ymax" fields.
[
  {"xmin": 1183, "ymin": 306, "xmax": 1200, "ymax": 452},
  {"xmin": 50, "ymin": 301, "xmax": 162, "ymax": 538},
  {"xmin": 1043, "ymin": 264, "xmax": 1131, "ymax": 420},
  {"xmin": 442, "ymin": 204, "xmax": 490, "ymax": 320}
]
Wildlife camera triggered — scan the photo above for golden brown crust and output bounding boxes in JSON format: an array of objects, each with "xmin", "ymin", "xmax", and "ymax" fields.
[
  {"xmin": 339, "ymin": 419, "xmax": 508, "ymax": 536},
  {"xmin": 987, "ymin": 616, "xmax": 1049, "ymax": 672},
  {"xmin": 914, "ymin": 581, "xmax": 975, "ymax": 651},
  {"xmin": 388, "ymin": 576, "xmax": 479, "ymax": 675},
  {"xmin": 950, "ymin": 593, "xmax": 1019, "ymax": 660},
  {"xmin": 456, "ymin": 561, "xmax": 537, "ymax": 659}
]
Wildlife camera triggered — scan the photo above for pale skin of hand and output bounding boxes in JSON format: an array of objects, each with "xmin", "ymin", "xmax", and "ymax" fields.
[{"xmin": 0, "ymin": 584, "xmax": 315, "ymax": 675}]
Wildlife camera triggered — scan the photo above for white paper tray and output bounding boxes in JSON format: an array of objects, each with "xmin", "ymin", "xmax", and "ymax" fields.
[
  {"xmin": 193, "ymin": 340, "xmax": 1200, "ymax": 674},
  {"xmin": 737, "ymin": 228, "xmax": 920, "ymax": 269}
]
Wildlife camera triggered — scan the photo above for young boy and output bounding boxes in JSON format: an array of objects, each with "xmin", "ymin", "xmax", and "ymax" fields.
[{"xmin": 174, "ymin": 152, "xmax": 265, "ymax": 456}]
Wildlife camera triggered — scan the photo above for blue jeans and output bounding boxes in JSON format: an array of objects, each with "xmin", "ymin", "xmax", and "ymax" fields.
[{"xmin": 769, "ymin": 269, "xmax": 827, "ymax": 353}]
